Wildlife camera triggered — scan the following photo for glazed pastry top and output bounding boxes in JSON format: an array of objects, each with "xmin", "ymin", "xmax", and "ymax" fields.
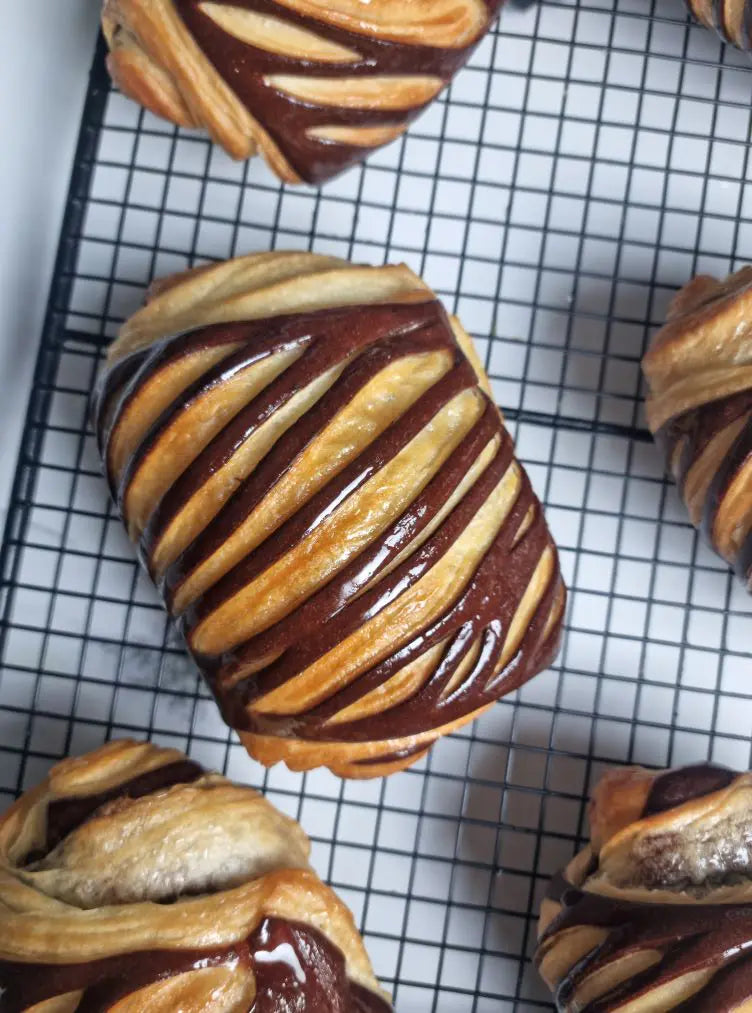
[
  {"xmin": 102, "ymin": 0, "xmax": 503, "ymax": 183},
  {"xmin": 175, "ymin": 0, "xmax": 502, "ymax": 182},
  {"xmin": 537, "ymin": 761, "xmax": 752, "ymax": 1012},
  {"xmin": 0, "ymin": 739, "xmax": 391, "ymax": 1011},
  {"xmin": 94, "ymin": 253, "xmax": 565, "ymax": 776}
]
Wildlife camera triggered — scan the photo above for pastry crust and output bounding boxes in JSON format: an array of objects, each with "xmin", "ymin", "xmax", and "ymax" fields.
[
  {"xmin": 684, "ymin": 0, "xmax": 752, "ymax": 49},
  {"xmin": 93, "ymin": 251, "xmax": 565, "ymax": 778},
  {"xmin": 642, "ymin": 268, "xmax": 752, "ymax": 589},
  {"xmin": 100, "ymin": 0, "xmax": 503, "ymax": 183},
  {"xmin": 0, "ymin": 739, "xmax": 390, "ymax": 1010},
  {"xmin": 536, "ymin": 761, "xmax": 752, "ymax": 1011}
]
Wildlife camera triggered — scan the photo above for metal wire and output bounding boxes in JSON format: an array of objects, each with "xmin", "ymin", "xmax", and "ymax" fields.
[{"xmin": 2, "ymin": 8, "xmax": 752, "ymax": 1009}]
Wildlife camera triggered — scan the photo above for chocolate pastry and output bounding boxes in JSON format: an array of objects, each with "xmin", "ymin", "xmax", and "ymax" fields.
[
  {"xmin": 93, "ymin": 252, "xmax": 565, "ymax": 778},
  {"xmin": 536, "ymin": 761, "xmax": 752, "ymax": 1011},
  {"xmin": 684, "ymin": 0, "xmax": 752, "ymax": 50},
  {"xmin": 642, "ymin": 268, "xmax": 752, "ymax": 588},
  {"xmin": 0, "ymin": 738, "xmax": 391, "ymax": 1011},
  {"xmin": 101, "ymin": 0, "xmax": 503, "ymax": 184}
]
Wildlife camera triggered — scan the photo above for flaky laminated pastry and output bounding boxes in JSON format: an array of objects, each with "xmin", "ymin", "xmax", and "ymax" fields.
[
  {"xmin": 93, "ymin": 252, "xmax": 565, "ymax": 778},
  {"xmin": 0, "ymin": 739, "xmax": 391, "ymax": 1010},
  {"xmin": 537, "ymin": 761, "xmax": 752, "ymax": 1011},
  {"xmin": 101, "ymin": 0, "xmax": 502, "ymax": 184},
  {"xmin": 642, "ymin": 268, "xmax": 752, "ymax": 588}
]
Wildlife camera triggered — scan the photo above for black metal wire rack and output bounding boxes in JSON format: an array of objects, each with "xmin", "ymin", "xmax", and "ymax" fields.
[{"xmin": 2, "ymin": 5, "xmax": 752, "ymax": 1009}]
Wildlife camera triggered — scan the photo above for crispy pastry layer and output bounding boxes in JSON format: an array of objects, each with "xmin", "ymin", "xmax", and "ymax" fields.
[
  {"xmin": 93, "ymin": 252, "xmax": 565, "ymax": 778},
  {"xmin": 536, "ymin": 761, "xmax": 752, "ymax": 1012},
  {"xmin": 0, "ymin": 739, "xmax": 390, "ymax": 1011},
  {"xmin": 101, "ymin": 0, "xmax": 502, "ymax": 183},
  {"xmin": 642, "ymin": 268, "xmax": 752, "ymax": 588}
]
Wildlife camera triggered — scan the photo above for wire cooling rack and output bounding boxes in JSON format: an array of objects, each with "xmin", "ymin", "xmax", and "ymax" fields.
[{"xmin": 2, "ymin": 6, "xmax": 752, "ymax": 1009}]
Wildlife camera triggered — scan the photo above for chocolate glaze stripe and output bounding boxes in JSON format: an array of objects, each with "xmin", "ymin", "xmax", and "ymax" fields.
[
  {"xmin": 541, "ymin": 875, "xmax": 752, "ymax": 1013},
  {"xmin": 738, "ymin": 507, "xmax": 752, "ymax": 583},
  {"xmin": 183, "ymin": 349, "xmax": 474, "ymax": 635},
  {"xmin": 99, "ymin": 309, "xmax": 342, "ymax": 471},
  {"xmin": 114, "ymin": 333, "xmax": 311, "ymax": 517},
  {"xmin": 98, "ymin": 296, "xmax": 563, "ymax": 753},
  {"xmin": 675, "ymin": 957, "xmax": 752, "ymax": 1011},
  {"xmin": 27, "ymin": 759, "xmax": 204, "ymax": 863},
  {"xmin": 91, "ymin": 350, "xmax": 149, "ymax": 458},
  {"xmin": 655, "ymin": 390, "xmax": 752, "ymax": 499},
  {"xmin": 223, "ymin": 416, "xmax": 512, "ymax": 701},
  {"xmin": 654, "ymin": 387, "xmax": 752, "ymax": 584},
  {"xmin": 297, "ymin": 474, "xmax": 557, "ymax": 741},
  {"xmin": 208, "ymin": 399, "xmax": 502, "ymax": 714},
  {"xmin": 142, "ymin": 300, "xmax": 446, "ymax": 596},
  {"xmin": 226, "ymin": 448, "xmax": 557, "ymax": 742},
  {"xmin": 0, "ymin": 917, "xmax": 390, "ymax": 1013},
  {"xmin": 703, "ymin": 413, "xmax": 752, "ymax": 581},
  {"xmin": 643, "ymin": 763, "xmax": 736, "ymax": 818},
  {"xmin": 175, "ymin": 0, "xmax": 503, "ymax": 183},
  {"xmin": 98, "ymin": 320, "xmax": 262, "ymax": 486},
  {"xmin": 215, "ymin": 397, "xmax": 507, "ymax": 701},
  {"xmin": 160, "ymin": 334, "xmax": 432, "ymax": 607}
]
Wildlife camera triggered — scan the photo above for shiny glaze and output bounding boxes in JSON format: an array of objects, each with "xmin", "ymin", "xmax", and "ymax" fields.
[
  {"xmin": 174, "ymin": 0, "xmax": 503, "ymax": 183},
  {"xmin": 5, "ymin": 756, "xmax": 391, "ymax": 1011},
  {"xmin": 0, "ymin": 917, "xmax": 390, "ymax": 1012},
  {"xmin": 541, "ymin": 872, "xmax": 752, "ymax": 1012},
  {"xmin": 95, "ymin": 301, "xmax": 563, "ymax": 757},
  {"xmin": 539, "ymin": 765, "xmax": 752, "ymax": 1011},
  {"xmin": 656, "ymin": 389, "xmax": 752, "ymax": 584},
  {"xmin": 643, "ymin": 762, "xmax": 735, "ymax": 818}
]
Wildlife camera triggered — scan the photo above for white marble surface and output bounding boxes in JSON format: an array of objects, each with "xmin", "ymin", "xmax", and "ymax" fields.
[{"xmin": 0, "ymin": 2, "xmax": 101, "ymax": 528}]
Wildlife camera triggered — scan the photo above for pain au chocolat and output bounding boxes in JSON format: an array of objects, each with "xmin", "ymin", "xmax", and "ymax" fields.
[
  {"xmin": 93, "ymin": 251, "xmax": 565, "ymax": 778},
  {"xmin": 101, "ymin": 0, "xmax": 502, "ymax": 185},
  {"xmin": 642, "ymin": 268, "xmax": 752, "ymax": 589},
  {"xmin": 0, "ymin": 738, "xmax": 390, "ymax": 1011},
  {"xmin": 537, "ymin": 761, "xmax": 752, "ymax": 1011}
]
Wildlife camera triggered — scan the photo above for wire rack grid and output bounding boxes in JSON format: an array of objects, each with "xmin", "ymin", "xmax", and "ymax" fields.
[{"xmin": 2, "ymin": 5, "xmax": 752, "ymax": 1010}]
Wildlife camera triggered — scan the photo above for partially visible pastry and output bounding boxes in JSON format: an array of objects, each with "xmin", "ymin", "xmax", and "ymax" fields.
[
  {"xmin": 101, "ymin": 0, "xmax": 503, "ymax": 184},
  {"xmin": 536, "ymin": 760, "xmax": 752, "ymax": 1011},
  {"xmin": 642, "ymin": 268, "xmax": 752, "ymax": 589},
  {"xmin": 0, "ymin": 738, "xmax": 391, "ymax": 1010},
  {"xmin": 93, "ymin": 251, "xmax": 565, "ymax": 778},
  {"xmin": 684, "ymin": 0, "xmax": 752, "ymax": 50}
]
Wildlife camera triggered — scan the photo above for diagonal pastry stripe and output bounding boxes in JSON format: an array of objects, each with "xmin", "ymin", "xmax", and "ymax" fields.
[
  {"xmin": 95, "ymin": 253, "xmax": 566, "ymax": 778},
  {"xmin": 102, "ymin": 0, "xmax": 503, "ymax": 182}
]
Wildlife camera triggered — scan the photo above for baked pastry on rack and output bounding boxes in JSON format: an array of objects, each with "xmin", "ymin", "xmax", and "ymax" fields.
[
  {"xmin": 537, "ymin": 760, "xmax": 752, "ymax": 1011},
  {"xmin": 0, "ymin": 738, "xmax": 391, "ymax": 1010},
  {"xmin": 93, "ymin": 251, "xmax": 566, "ymax": 778},
  {"xmin": 101, "ymin": 0, "xmax": 503, "ymax": 184},
  {"xmin": 642, "ymin": 268, "xmax": 752, "ymax": 589},
  {"xmin": 684, "ymin": 0, "xmax": 752, "ymax": 50}
]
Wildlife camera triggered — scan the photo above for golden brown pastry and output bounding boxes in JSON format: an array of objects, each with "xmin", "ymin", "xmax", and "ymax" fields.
[
  {"xmin": 0, "ymin": 738, "xmax": 391, "ymax": 1010},
  {"xmin": 101, "ymin": 0, "xmax": 503, "ymax": 184},
  {"xmin": 536, "ymin": 760, "xmax": 752, "ymax": 1011},
  {"xmin": 642, "ymin": 268, "xmax": 752, "ymax": 589},
  {"xmin": 684, "ymin": 0, "xmax": 751, "ymax": 50},
  {"xmin": 92, "ymin": 251, "xmax": 565, "ymax": 778}
]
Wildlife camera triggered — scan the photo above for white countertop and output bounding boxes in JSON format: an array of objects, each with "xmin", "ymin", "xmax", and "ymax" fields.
[{"xmin": 0, "ymin": 3, "xmax": 101, "ymax": 528}]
